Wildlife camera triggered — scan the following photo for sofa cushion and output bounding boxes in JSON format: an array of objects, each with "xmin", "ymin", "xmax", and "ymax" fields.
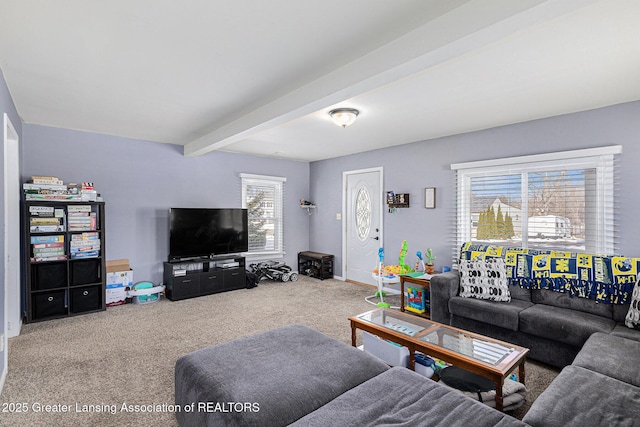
[
  {"xmin": 573, "ymin": 332, "xmax": 640, "ymax": 387},
  {"xmin": 449, "ymin": 297, "xmax": 533, "ymax": 331},
  {"xmin": 531, "ymin": 288, "xmax": 613, "ymax": 318},
  {"xmin": 610, "ymin": 323, "xmax": 640, "ymax": 342},
  {"xmin": 289, "ymin": 367, "xmax": 527, "ymax": 427},
  {"xmin": 174, "ymin": 324, "xmax": 389, "ymax": 427},
  {"xmin": 459, "ymin": 258, "xmax": 511, "ymax": 302},
  {"xmin": 508, "ymin": 283, "xmax": 532, "ymax": 302},
  {"xmin": 523, "ymin": 365, "xmax": 640, "ymax": 427},
  {"xmin": 614, "ymin": 303, "xmax": 631, "ymax": 323},
  {"xmin": 519, "ymin": 304, "xmax": 615, "ymax": 347}
]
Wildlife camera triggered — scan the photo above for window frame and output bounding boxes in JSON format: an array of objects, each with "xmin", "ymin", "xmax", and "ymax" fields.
[
  {"xmin": 452, "ymin": 145, "xmax": 621, "ymax": 256},
  {"xmin": 240, "ymin": 173, "xmax": 286, "ymax": 258}
]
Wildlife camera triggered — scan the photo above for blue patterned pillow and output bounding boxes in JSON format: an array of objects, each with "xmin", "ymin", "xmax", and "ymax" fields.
[{"xmin": 459, "ymin": 258, "xmax": 510, "ymax": 302}]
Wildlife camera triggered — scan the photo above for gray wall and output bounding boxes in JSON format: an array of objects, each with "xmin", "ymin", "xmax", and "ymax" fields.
[
  {"xmin": 22, "ymin": 125, "xmax": 311, "ymax": 284},
  {"xmin": 310, "ymin": 101, "xmax": 640, "ymax": 276},
  {"xmin": 13, "ymin": 92, "xmax": 640, "ymax": 308}
]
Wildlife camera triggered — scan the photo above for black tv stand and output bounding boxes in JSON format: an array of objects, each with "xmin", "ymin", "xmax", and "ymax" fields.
[{"xmin": 163, "ymin": 256, "xmax": 246, "ymax": 301}]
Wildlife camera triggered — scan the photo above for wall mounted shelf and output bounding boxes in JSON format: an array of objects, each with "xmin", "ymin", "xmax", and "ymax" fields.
[
  {"xmin": 300, "ymin": 199, "xmax": 316, "ymax": 215},
  {"xmin": 301, "ymin": 204, "xmax": 316, "ymax": 215},
  {"xmin": 386, "ymin": 192, "xmax": 410, "ymax": 212}
]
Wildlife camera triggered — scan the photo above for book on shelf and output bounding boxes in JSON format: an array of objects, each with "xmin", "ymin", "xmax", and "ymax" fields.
[
  {"xmin": 30, "ymin": 235, "xmax": 64, "ymax": 244},
  {"xmin": 67, "ymin": 205, "xmax": 92, "ymax": 213},
  {"xmin": 71, "ymin": 232, "xmax": 99, "ymax": 240},
  {"xmin": 33, "ymin": 249, "xmax": 67, "ymax": 259},
  {"xmin": 30, "ymin": 175, "xmax": 63, "ymax": 185},
  {"xmin": 33, "ymin": 246, "xmax": 66, "ymax": 254},
  {"xmin": 25, "ymin": 193, "xmax": 82, "ymax": 201},
  {"xmin": 31, "ymin": 239, "xmax": 65, "ymax": 253},
  {"xmin": 23, "ymin": 183, "xmax": 68, "ymax": 192},
  {"xmin": 30, "ymin": 217, "xmax": 62, "ymax": 226},
  {"xmin": 70, "ymin": 241, "xmax": 100, "ymax": 251},
  {"xmin": 70, "ymin": 250, "xmax": 99, "ymax": 259},
  {"xmin": 28, "ymin": 205, "xmax": 55, "ymax": 216},
  {"xmin": 31, "ymin": 255, "xmax": 68, "ymax": 262},
  {"xmin": 30, "ymin": 225, "xmax": 65, "ymax": 233},
  {"xmin": 32, "ymin": 242, "xmax": 65, "ymax": 249}
]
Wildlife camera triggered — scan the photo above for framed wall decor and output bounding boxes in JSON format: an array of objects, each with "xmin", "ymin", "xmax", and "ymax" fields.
[{"xmin": 424, "ymin": 187, "xmax": 436, "ymax": 209}]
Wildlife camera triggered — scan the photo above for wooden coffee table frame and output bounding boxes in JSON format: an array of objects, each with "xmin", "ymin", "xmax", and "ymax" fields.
[{"xmin": 350, "ymin": 308, "xmax": 529, "ymax": 412}]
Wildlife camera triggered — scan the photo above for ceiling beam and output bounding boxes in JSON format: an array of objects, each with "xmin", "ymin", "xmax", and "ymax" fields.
[{"xmin": 183, "ymin": 0, "xmax": 599, "ymax": 157}]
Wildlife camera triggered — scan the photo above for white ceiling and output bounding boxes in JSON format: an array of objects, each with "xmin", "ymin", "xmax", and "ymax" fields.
[{"xmin": 1, "ymin": 0, "xmax": 639, "ymax": 162}]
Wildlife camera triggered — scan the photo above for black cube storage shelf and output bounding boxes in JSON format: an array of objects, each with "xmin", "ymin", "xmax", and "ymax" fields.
[
  {"xmin": 298, "ymin": 251, "xmax": 334, "ymax": 280},
  {"xmin": 23, "ymin": 200, "xmax": 107, "ymax": 323}
]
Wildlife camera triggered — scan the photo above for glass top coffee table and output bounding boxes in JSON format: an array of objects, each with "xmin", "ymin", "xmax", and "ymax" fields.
[{"xmin": 349, "ymin": 308, "xmax": 529, "ymax": 411}]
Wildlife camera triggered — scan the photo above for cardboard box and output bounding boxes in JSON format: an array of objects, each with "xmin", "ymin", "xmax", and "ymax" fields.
[{"xmin": 106, "ymin": 259, "xmax": 134, "ymax": 306}]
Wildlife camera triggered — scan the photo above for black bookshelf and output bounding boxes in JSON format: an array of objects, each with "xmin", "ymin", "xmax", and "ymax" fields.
[{"xmin": 23, "ymin": 200, "xmax": 106, "ymax": 323}]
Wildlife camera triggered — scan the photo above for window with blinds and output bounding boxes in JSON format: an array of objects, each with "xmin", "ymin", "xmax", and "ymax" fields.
[
  {"xmin": 452, "ymin": 146, "xmax": 621, "ymax": 258},
  {"xmin": 240, "ymin": 173, "xmax": 286, "ymax": 256}
]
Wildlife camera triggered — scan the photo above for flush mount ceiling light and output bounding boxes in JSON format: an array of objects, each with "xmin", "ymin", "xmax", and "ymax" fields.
[{"xmin": 329, "ymin": 108, "xmax": 359, "ymax": 128}]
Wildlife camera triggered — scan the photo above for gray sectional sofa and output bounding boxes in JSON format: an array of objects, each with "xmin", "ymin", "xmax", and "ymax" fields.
[
  {"xmin": 175, "ymin": 323, "xmax": 640, "ymax": 426},
  {"xmin": 430, "ymin": 270, "xmax": 637, "ymax": 368},
  {"xmin": 430, "ymin": 269, "xmax": 640, "ymax": 426},
  {"xmin": 523, "ymin": 332, "xmax": 640, "ymax": 426}
]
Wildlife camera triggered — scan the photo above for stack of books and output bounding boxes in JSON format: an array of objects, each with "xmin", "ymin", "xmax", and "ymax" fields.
[
  {"xmin": 70, "ymin": 232, "xmax": 100, "ymax": 259},
  {"xmin": 23, "ymin": 176, "xmax": 101, "ymax": 201},
  {"xmin": 67, "ymin": 205, "xmax": 97, "ymax": 231},
  {"xmin": 29, "ymin": 205, "xmax": 65, "ymax": 232},
  {"xmin": 23, "ymin": 175, "xmax": 82, "ymax": 201},
  {"xmin": 30, "ymin": 235, "xmax": 66, "ymax": 262}
]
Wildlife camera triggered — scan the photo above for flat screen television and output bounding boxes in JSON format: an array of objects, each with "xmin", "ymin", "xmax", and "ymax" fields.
[{"xmin": 169, "ymin": 208, "xmax": 248, "ymax": 262}]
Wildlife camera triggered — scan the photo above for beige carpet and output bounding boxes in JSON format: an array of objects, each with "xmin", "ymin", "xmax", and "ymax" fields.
[{"xmin": 1, "ymin": 277, "xmax": 558, "ymax": 426}]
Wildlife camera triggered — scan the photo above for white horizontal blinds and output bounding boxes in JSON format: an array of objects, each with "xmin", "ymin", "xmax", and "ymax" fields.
[
  {"xmin": 452, "ymin": 146, "xmax": 621, "ymax": 260},
  {"xmin": 469, "ymin": 173, "xmax": 523, "ymax": 245},
  {"xmin": 240, "ymin": 174, "xmax": 286, "ymax": 256}
]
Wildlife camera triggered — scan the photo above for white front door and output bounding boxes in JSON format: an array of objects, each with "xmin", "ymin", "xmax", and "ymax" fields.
[{"xmin": 344, "ymin": 168, "xmax": 382, "ymax": 285}]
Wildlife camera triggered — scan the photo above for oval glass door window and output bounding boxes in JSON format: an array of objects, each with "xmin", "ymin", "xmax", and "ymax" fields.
[{"xmin": 356, "ymin": 187, "xmax": 372, "ymax": 241}]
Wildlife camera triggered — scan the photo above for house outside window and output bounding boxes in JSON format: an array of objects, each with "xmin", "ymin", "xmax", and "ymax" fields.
[
  {"xmin": 452, "ymin": 146, "xmax": 621, "ymax": 257},
  {"xmin": 240, "ymin": 173, "xmax": 286, "ymax": 257}
]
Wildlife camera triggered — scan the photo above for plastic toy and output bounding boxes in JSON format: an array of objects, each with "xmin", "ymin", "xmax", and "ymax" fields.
[
  {"xmin": 374, "ymin": 248, "xmax": 391, "ymax": 308},
  {"xmin": 415, "ymin": 251, "xmax": 426, "ymax": 272},
  {"xmin": 383, "ymin": 320, "xmax": 416, "ymax": 336},
  {"xmin": 425, "ymin": 248, "xmax": 436, "ymax": 274},
  {"xmin": 398, "ymin": 240, "xmax": 411, "ymax": 274},
  {"xmin": 368, "ymin": 243, "xmax": 415, "ymax": 309},
  {"xmin": 127, "ymin": 281, "xmax": 165, "ymax": 304},
  {"xmin": 405, "ymin": 286, "xmax": 427, "ymax": 314},
  {"xmin": 250, "ymin": 261, "xmax": 299, "ymax": 282},
  {"xmin": 375, "ymin": 241, "xmax": 414, "ymax": 277},
  {"xmin": 425, "ymin": 248, "xmax": 436, "ymax": 264}
]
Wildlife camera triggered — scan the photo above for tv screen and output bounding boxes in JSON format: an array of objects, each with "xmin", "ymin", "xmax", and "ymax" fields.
[{"xmin": 169, "ymin": 208, "xmax": 248, "ymax": 261}]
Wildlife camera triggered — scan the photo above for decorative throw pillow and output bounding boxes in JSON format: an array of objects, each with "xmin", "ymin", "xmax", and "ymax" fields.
[
  {"xmin": 625, "ymin": 277, "xmax": 640, "ymax": 329},
  {"xmin": 459, "ymin": 258, "xmax": 511, "ymax": 302}
]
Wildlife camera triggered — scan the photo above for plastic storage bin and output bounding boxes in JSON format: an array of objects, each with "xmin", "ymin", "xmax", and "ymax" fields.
[{"xmin": 362, "ymin": 331, "xmax": 409, "ymax": 367}]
